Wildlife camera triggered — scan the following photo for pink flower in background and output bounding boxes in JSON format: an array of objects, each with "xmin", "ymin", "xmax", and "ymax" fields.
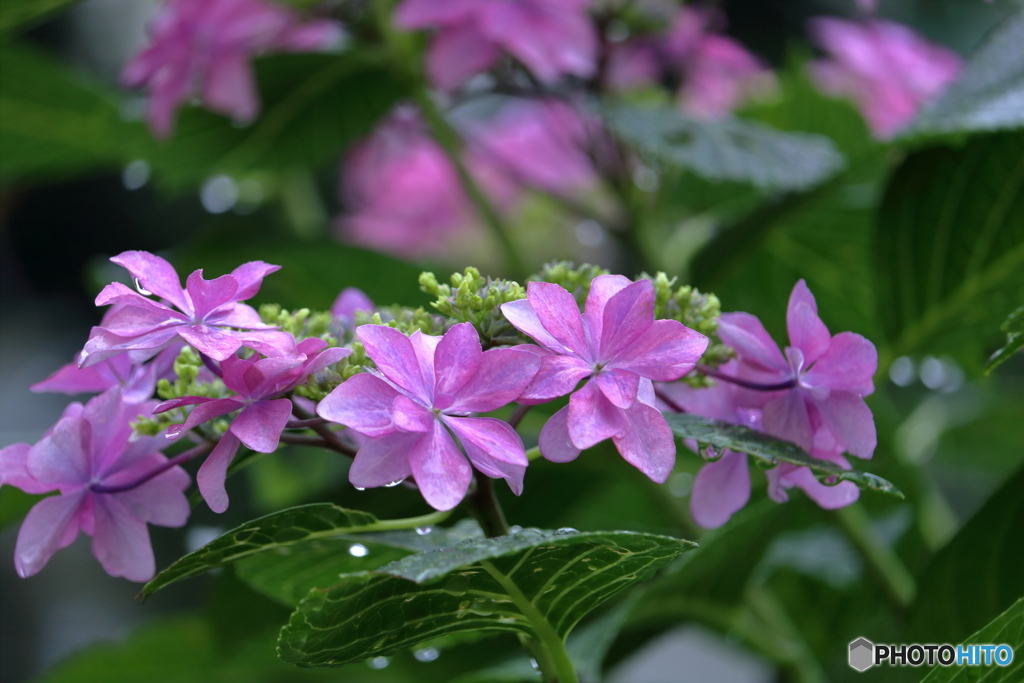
[
  {"xmin": 0, "ymin": 390, "xmax": 190, "ymax": 581},
  {"xmin": 336, "ymin": 108, "xmax": 475, "ymax": 258},
  {"xmin": 122, "ymin": 0, "xmax": 342, "ymax": 137},
  {"xmin": 33, "ymin": 341, "xmax": 182, "ymax": 404},
  {"xmin": 502, "ymin": 276, "xmax": 708, "ymax": 483},
  {"xmin": 331, "ymin": 287, "xmax": 374, "ymax": 323},
  {"xmin": 83, "ymin": 251, "xmax": 297, "ymax": 366},
  {"xmin": 464, "ymin": 99, "xmax": 596, "ymax": 201},
  {"xmin": 395, "ymin": 0, "xmax": 597, "ymax": 91},
  {"xmin": 317, "ymin": 323, "xmax": 541, "ymax": 511},
  {"xmin": 809, "ymin": 18, "xmax": 962, "ymax": 139},
  {"xmin": 717, "ymin": 279, "xmax": 878, "ymax": 460},
  {"xmin": 156, "ymin": 338, "xmax": 349, "ymax": 512}
]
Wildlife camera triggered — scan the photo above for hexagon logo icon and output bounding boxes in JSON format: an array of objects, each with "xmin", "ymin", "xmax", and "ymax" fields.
[{"xmin": 849, "ymin": 638, "xmax": 874, "ymax": 672}]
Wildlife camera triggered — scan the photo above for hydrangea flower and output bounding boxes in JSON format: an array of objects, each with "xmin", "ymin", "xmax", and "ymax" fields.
[
  {"xmin": 32, "ymin": 341, "xmax": 182, "ymax": 404},
  {"xmin": 122, "ymin": 0, "xmax": 343, "ymax": 137},
  {"xmin": 82, "ymin": 251, "xmax": 297, "ymax": 367},
  {"xmin": 156, "ymin": 338, "xmax": 349, "ymax": 512},
  {"xmin": 501, "ymin": 275, "xmax": 708, "ymax": 482},
  {"xmin": 0, "ymin": 390, "xmax": 190, "ymax": 581},
  {"xmin": 394, "ymin": 0, "xmax": 596, "ymax": 91},
  {"xmin": 716, "ymin": 279, "xmax": 878, "ymax": 460},
  {"xmin": 317, "ymin": 323, "xmax": 541, "ymax": 511},
  {"xmin": 809, "ymin": 18, "xmax": 962, "ymax": 139},
  {"xmin": 330, "ymin": 287, "xmax": 374, "ymax": 323}
]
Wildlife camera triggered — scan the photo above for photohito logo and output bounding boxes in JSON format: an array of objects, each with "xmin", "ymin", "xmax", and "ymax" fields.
[{"xmin": 848, "ymin": 638, "xmax": 1015, "ymax": 671}]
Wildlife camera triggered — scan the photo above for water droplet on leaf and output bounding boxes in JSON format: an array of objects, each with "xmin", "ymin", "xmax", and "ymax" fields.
[
  {"xmin": 413, "ymin": 647, "xmax": 440, "ymax": 662},
  {"xmin": 348, "ymin": 543, "xmax": 369, "ymax": 558},
  {"xmin": 415, "ymin": 526, "xmax": 432, "ymax": 536}
]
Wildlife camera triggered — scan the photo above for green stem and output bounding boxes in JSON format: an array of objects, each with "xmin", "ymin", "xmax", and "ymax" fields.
[
  {"xmin": 835, "ymin": 503, "xmax": 916, "ymax": 608},
  {"xmin": 481, "ymin": 559, "xmax": 580, "ymax": 683},
  {"xmin": 415, "ymin": 89, "xmax": 528, "ymax": 276},
  {"xmin": 359, "ymin": 508, "xmax": 451, "ymax": 533},
  {"xmin": 468, "ymin": 473, "xmax": 511, "ymax": 538}
]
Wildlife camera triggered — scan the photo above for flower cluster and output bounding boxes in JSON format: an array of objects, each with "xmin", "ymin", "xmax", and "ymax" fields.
[{"xmin": 662, "ymin": 280, "xmax": 878, "ymax": 528}]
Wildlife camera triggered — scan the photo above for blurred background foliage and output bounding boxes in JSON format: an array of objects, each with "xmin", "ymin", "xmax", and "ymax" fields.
[{"xmin": 1, "ymin": 0, "xmax": 1022, "ymax": 682}]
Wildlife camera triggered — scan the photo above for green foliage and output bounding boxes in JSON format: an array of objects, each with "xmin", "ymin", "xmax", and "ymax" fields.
[
  {"xmin": 529, "ymin": 262, "xmax": 610, "ymax": 306},
  {"xmin": 874, "ymin": 132, "xmax": 1024, "ymax": 365},
  {"xmin": 906, "ymin": 10, "xmax": 1024, "ymax": 138},
  {"xmin": 603, "ymin": 103, "xmax": 845, "ymax": 191},
  {"xmin": 0, "ymin": 0, "xmax": 79, "ymax": 35},
  {"xmin": 258, "ymin": 305, "xmax": 335, "ymax": 343},
  {"xmin": 419, "ymin": 268, "xmax": 525, "ymax": 344},
  {"xmin": 919, "ymin": 597, "xmax": 1024, "ymax": 683},
  {"xmin": 908, "ymin": 464, "xmax": 1024, "ymax": 644},
  {"xmin": 0, "ymin": 487, "xmax": 45, "ymax": 529},
  {"xmin": 664, "ymin": 413, "xmax": 903, "ymax": 497},
  {"xmin": 985, "ymin": 305, "xmax": 1024, "ymax": 374},
  {"xmin": 277, "ymin": 530, "xmax": 693, "ymax": 667}
]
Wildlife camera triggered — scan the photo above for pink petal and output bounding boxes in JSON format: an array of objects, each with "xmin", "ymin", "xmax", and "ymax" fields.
[
  {"xmin": 583, "ymin": 274, "xmax": 633, "ymax": 345},
  {"xmin": 595, "ymin": 369, "xmax": 640, "ymax": 409},
  {"xmin": 786, "ymin": 280, "xmax": 831, "ymax": 366},
  {"xmin": 28, "ymin": 417, "xmax": 91, "ymax": 486},
  {"xmin": 538, "ymin": 406, "xmax": 581, "ymax": 463},
  {"xmin": 611, "ymin": 401, "xmax": 676, "ymax": 483},
  {"xmin": 230, "ymin": 261, "xmax": 281, "ymax": 300},
  {"xmin": 357, "ymin": 325, "xmax": 431, "ymax": 403},
  {"xmin": 112, "ymin": 460, "xmax": 190, "ymax": 527},
  {"xmin": 83, "ymin": 389, "xmax": 145, "ymax": 472},
  {"xmin": 185, "ymin": 271, "xmax": 240, "ymax": 321},
  {"xmin": 231, "ymin": 399, "xmax": 293, "ymax": 453},
  {"xmin": 762, "ymin": 390, "xmax": 814, "ymax": 454},
  {"xmin": 331, "ymin": 287, "xmax": 374, "ymax": 320},
  {"xmin": 447, "ymin": 347, "xmax": 542, "ymax": 413},
  {"xmin": 317, "ymin": 373, "xmax": 401, "ymax": 437},
  {"xmin": 15, "ymin": 490, "xmax": 87, "ymax": 577},
  {"xmin": 1, "ymin": 444, "xmax": 57, "ymax": 493},
  {"xmin": 608, "ymin": 319, "xmax": 708, "ymax": 381},
  {"xmin": 94, "ymin": 282, "xmax": 186, "ymax": 322},
  {"xmin": 567, "ymin": 380, "xmax": 626, "ymax": 450},
  {"xmin": 690, "ymin": 451, "xmax": 750, "ymax": 529},
  {"xmin": 80, "ymin": 326, "xmax": 182, "ymax": 368},
  {"xmin": 597, "ymin": 279, "xmax": 656, "ymax": 361},
  {"xmin": 717, "ymin": 312, "xmax": 789, "ymax": 374},
  {"xmin": 480, "ymin": 2, "xmax": 597, "ymax": 82},
  {"xmin": 109, "ymin": 251, "xmax": 190, "ymax": 313},
  {"xmin": 393, "ymin": 395, "xmax": 435, "ymax": 433},
  {"xmin": 520, "ymin": 352, "xmax": 592, "ymax": 402},
  {"xmin": 197, "ymin": 431, "xmax": 242, "ymax": 514},
  {"xmin": 778, "ymin": 466, "xmax": 860, "ymax": 509},
  {"xmin": 202, "ymin": 50, "xmax": 259, "ymax": 124},
  {"xmin": 166, "ymin": 398, "xmax": 241, "ymax": 440},
  {"xmin": 298, "ymin": 346, "xmax": 350, "ymax": 380},
  {"xmin": 444, "ymin": 416, "xmax": 528, "ymax": 466},
  {"xmin": 501, "ymin": 299, "xmax": 568, "ymax": 354},
  {"xmin": 176, "ymin": 325, "xmax": 247, "ymax": 361},
  {"xmin": 803, "ymin": 332, "xmax": 877, "ymax": 397},
  {"xmin": 813, "ymin": 390, "xmax": 877, "ymax": 459},
  {"xmin": 527, "ymin": 282, "xmax": 591, "ymax": 358},
  {"xmin": 31, "ymin": 360, "xmax": 118, "ymax": 395},
  {"xmin": 91, "ymin": 494, "xmax": 156, "ymax": 581},
  {"xmin": 427, "ymin": 22, "xmax": 500, "ymax": 91},
  {"xmin": 409, "ymin": 423, "xmax": 472, "ymax": 511},
  {"xmin": 393, "ymin": 0, "xmax": 478, "ymax": 28},
  {"xmin": 349, "ymin": 432, "xmax": 419, "ymax": 489},
  {"xmin": 433, "ymin": 323, "xmax": 482, "ymax": 404},
  {"xmin": 233, "ymin": 329, "xmax": 301, "ymax": 360}
]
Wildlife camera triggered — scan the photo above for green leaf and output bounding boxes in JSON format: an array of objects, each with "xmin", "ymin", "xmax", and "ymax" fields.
[
  {"xmin": 875, "ymin": 132, "xmax": 1024, "ymax": 360},
  {"xmin": 906, "ymin": 10, "xmax": 1024, "ymax": 138},
  {"xmin": 908, "ymin": 464, "xmax": 1024, "ymax": 644},
  {"xmin": 919, "ymin": 597, "xmax": 1024, "ymax": 683},
  {"xmin": 664, "ymin": 413, "xmax": 904, "ymax": 498},
  {"xmin": 143, "ymin": 504, "xmax": 443, "ymax": 598},
  {"xmin": 237, "ymin": 520, "xmax": 485, "ymax": 606},
  {"xmin": 0, "ymin": 0, "xmax": 79, "ymax": 35},
  {"xmin": 985, "ymin": 305, "xmax": 1024, "ymax": 374},
  {"xmin": 277, "ymin": 530, "xmax": 694, "ymax": 667},
  {"xmin": 0, "ymin": 486, "xmax": 45, "ymax": 529},
  {"xmin": 603, "ymin": 103, "xmax": 844, "ymax": 191}
]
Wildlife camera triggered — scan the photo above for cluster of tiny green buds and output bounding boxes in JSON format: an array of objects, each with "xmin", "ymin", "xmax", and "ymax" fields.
[
  {"xmin": 294, "ymin": 341, "xmax": 370, "ymax": 401},
  {"xmin": 370, "ymin": 306, "xmax": 450, "ymax": 336},
  {"xmin": 420, "ymin": 268, "xmax": 526, "ymax": 345},
  {"xmin": 134, "ymin": 347, "xmax": 227, "ymax": 435},
  {"xmin": 530, "ymin": 261, "xmax": 610, "ymax": 306},
  {"xmin": 258, "ymin": 304, "xmax": 335, "ymax": 344}
]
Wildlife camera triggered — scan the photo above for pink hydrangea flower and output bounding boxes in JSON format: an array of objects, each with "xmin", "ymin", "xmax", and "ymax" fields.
[
  {"xmin": 122, "ymin": 0, "xmax": 342, "ymax": 137},
  {"xmin": 336, "ymin": 108, "xmax": 476, "ymax": 258},
  {"xmin": 395, "ymin": 0, "xmax": 596, "ymax": 91},
  {"xmin": 156, "ymin": 338, "xmax": 349, "ymax": 512},
  {"xmin": 317, "ymin": 323, "xmax": 541, "ymax": 511},
  {"xmin": 82, "ymin": 251, "xmax": 297, "ymax": 367},
  {"xmin": 809, "ymin": 18, "xmax": 962, "ymax": 139},
  {"xmin": 32, "ymin": 341, "xmax": 183, "ymax": 404},
  {"xmin": 0, "ymin": 390, "xmax": 190, "ymax": 581},
  {"xmin": 716, "ymin": 279, "xmax": 878, "ymax": 460},
  {"xmin": 501, "ymin": 275, "xmax": 709, "ymax": 483},
  {"xmin": 330, "ymin": 287, "xmax": 374, "ymax": 323}
]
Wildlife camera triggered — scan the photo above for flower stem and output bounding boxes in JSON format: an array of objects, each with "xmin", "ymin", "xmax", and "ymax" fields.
[
  {"xmin": 468, "ymin": 473, "xmax": 510, "ymax": 538},
  {"xmin": 91, "ymin": 441, "xmax": 213, "ymax": 494},
  {"xmin": 696, "ymin": 363, "xmax": 798, "ymax": 392},
  {"xmin": 835, "ymin": 503, "xmax": 916, "ymax": 608}
]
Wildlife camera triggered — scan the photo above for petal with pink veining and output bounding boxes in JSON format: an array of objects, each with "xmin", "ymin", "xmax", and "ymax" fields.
[
  {"xmin": 409, "ymin": 423, "xmax": 472, "ymax": 511},
  {"xmin": 230, "ymin": 261, "xmax": 281, "ymax": 300},
  {"xmin": 612, "ymin": 401, "xmax": 676, "ymax": 483},
  {"xmin": 317, "ymin": 373, "xmax": 401, "ymax": 438},
  {"xmin": 14, "ymin": 490, "xmax": 87, "ymax": 577},
  {"xmin": 584, "ymin": 274, "xmax": 633, "ymax": 346},
  {"xmin": 762, "ymin": 390, "xmax": 814, "ymax": 454},
  {"xmin": 779, "ymin": 466, "xmax": 860, "ymax": 509},
  {"xmin": 804, "ymin": 332, "xmax": 877, "ymax": 397},
  {"xmin": 28, "ymin": 417, "xmax": 91, "ymax": 486},
  {"xmin": 197, "ymin": 431, "xmax": 242, "ymax": 514},
  {"xmin": 393, "ymin": 395, "xmax": 435, "ymax": 433},
  {"xmin": 527, "ymin": 282, "xmax": 590, "ymax": 359},
  {"xmin": 500, "ymin": 299, "xmax": 567, "ymax": 354},
  {"xmin": 0, "ymin": 444, "xmax": 57, "ymax": 494},
  {"xmin": 717, "ymin": 312, "xmax": 789, "ymax": 374},
  {"xmin": 447, "ymin": 347, "xmax": 541, "ymax": 413},
  {"xmin": 433, "ymin": 323, "xmax": 482, "ymax": 403},
  {"xmin": 166, "ymin": 398, "xmax": 241, "ymax": 440},
  {"xmin": 110, "ymin": 251, "xmax": 190, "ymax": 313},
  {"xmin": 690, "ymin": 451, "xmax": 750, "ymax": 529},
  {"xmin": 91, "ymin": 494, "xmax": 156, "ymax": 581},
  {"xmin": 814, "ymin": 390, "xmax": 877, "ymax": 459},
  {"xmin": 231, "ymin": 399, "xmax": 293, "ymax": 453},
  {"xmin": 567, "ymin": 380, "xmax": 626, "ymax": 450},
  {"xmin": 538, "ymin": 407, "xmax": 581, "ymax": 463},
  {"xmin": 357, "ymin": 325, "xmax": 431, "ymax": 402},
  {"xmin": 609, "ymin": 320, "xmax": 708, "ymax": 381},
  {"xmin": 520, "ymin": 352, "xmax": 592, "ymax": 402},
  {"xmin": 349, "ymin": 432, "xmax": 419, "ymax": 489},
  {"xmin": 595, "ymin": 369, "xmax": 640, "ymax": 409},
  {"xmin": 597, "ymin": 279, "xmax": 656, "ymax": 361},
  {"xmin": 444, "ymin": 416, "xmax": 528, "ymax": 466},
  {"xmin": 185, "ymin": 271, "xmax": 239, "ymax": 321}
]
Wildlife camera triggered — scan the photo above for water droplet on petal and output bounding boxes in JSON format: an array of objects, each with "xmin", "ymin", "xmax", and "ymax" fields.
[
  {"xmin": 413, "ymin": 647, "xmax": 440, "ymax": 662},
  {"xmin": 415, "ymin": 526, "xmax": 432, "ymax": 536},
  {"xmin": 354, "ymin": 486, "xmax": 366, "ymax": 491},
  {"xmin": 348, "ymin": 543, "xmax": 369, "ymax": 558},
  {"xmin": 134, "ymin": 277, "xmax": 153, "ymax": 296},
  {"xmin": 384, "ymin": 478, "xmax": 405, "ymax": 487},
  {"xmin": 366, "ymin": 656, "xmax": 390, "ymax": 669}
]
